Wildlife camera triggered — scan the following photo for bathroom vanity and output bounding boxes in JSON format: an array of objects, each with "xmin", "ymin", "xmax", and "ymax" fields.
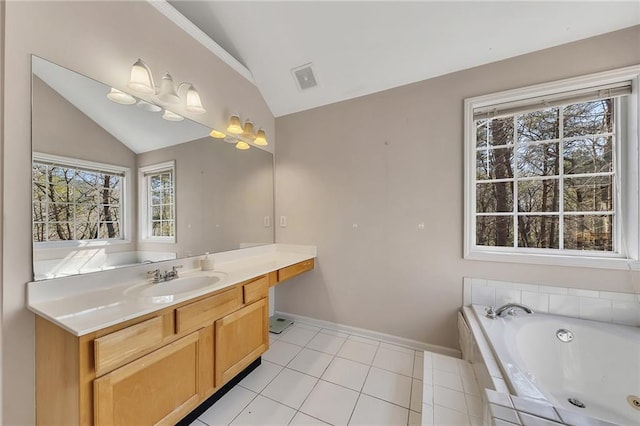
[{"xmin": 28, "ymin": 245, "xmax": 315, "ymax": 425}]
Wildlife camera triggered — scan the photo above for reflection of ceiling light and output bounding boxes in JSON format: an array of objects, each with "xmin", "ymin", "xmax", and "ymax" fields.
[
  {"xmin": 162, "ymin": 110, "xmax": 184, "ymax": 121},
  {"xmin": 210, "ymin": 129, "xmax": 226, "ymax": 138},
  {"xmin": 107, "ymin": 88, "xmax": 136, "ymax": 105},
  {"xmin": 227, "ymin": 115, "xmax": 243, "ymax": 134},
  {"xmin": 125, "ymin": 58, "xmax": 206, "ymax": 113},
  {"xmin": 235, "ymin": 141, "xmax": 250, "ymax": 150},
  {"xmin": 254, "ymin": 129, "xmax": 268, "ymax": 146},
  {"xmin": 136, "ymin": 100, "xmax": 162, "ymax": 112}
]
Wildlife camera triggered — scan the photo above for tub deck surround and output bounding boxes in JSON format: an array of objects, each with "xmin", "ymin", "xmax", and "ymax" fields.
[
  {"xmin": 484, "ymin": 389, "xmax": 620, "ymax": 426},
  {"xmin": 27, "ymin": 244, "xmax": 316, "ymax": 336},
  {"xmin": 465, "ymin": 304, "xmax": 639, "ymax": 426}
]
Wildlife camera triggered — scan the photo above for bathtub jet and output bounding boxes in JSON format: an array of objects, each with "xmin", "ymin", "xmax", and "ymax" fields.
[{"xmin": 469, "ymin": 304, "xmax": 640, "ymax": 425}]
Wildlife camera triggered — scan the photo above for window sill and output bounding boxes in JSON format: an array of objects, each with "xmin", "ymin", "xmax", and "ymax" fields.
[
  {"xmin": 140, "ymin": 237, "xmax": 176, "ymax": 244},
  {"xmin": 464, "ymin": 249, "xmax": 638, "ymax": 271},
  {"xmin": 34, "ymin": 239, "xmax": 131, "ymax": 251}
]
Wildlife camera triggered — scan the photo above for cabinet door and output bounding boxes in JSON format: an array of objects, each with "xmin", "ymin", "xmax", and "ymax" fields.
[
  {"xmin": 94, "ymin": 330, "xmax": 206, "ymax": 426},
  {"xmin": 215, "ymin": 298, "xmax": 268, "ymax": 386}
]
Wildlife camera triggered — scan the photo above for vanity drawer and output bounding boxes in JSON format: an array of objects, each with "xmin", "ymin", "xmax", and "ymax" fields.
[
  {"xmin": 243, "ymin": 276, "xmax": 269, "ymax": 304},
  {"xmin": 94, "ymin": 316, "xmax": 166, "ymax": 377},
  {"xmin": 278, "ymin": 259, "xmax": 315, "ymax": 283},
  {"xmin": 175, "ymin": 287, "xmax": 242, "ymax": 334}
]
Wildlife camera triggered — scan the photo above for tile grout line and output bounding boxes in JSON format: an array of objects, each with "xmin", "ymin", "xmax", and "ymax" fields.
[
  {"xmin": 202, "ymin": 327, "xmax": 441, "ymax": 426},
  {"xmin": 345, "ymin": 338, "xmax": 382, "ymax": 425}
]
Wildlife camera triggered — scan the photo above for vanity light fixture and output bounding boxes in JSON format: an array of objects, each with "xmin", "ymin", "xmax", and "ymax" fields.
[
  {"xmin": 242, "ymin": 119, "xmax": 256, "ymax": 139},
  {"xmin": 127, "ymin": 58, "xmax": 155, "ymax": 94},
  {"xmin": 155, "ymin": 73, "xmax": 180, "ymax": 105},
  {"xmin": 235, "ymin": 141, "xmax": 251, "ymax": 150},
  {"xmin": 124, "ymin": 58, "xmax": 206, "ymax": 113},
  {"xmin": 136, "ymin": 100, "xmax": 162, "ymax": 112},
  {"xmin": 227, "ymin": 115, "xmax": 243, "ymax": 134},
  {"xmin": 210, "ymin": 114, "xmax": 269, "ymax": 149},
  {"xmin": 180, "ymin": 84, "xmax": 206, "ymax": 114},
  {"xmin": 106, "ymin": 88, "xmax": 136, "ymax": 105},
  {"xmin": 209, "ymin": 129, "xmax": 226, "ymax": 138},
  {"xmin": 254, "ymin": 129, "xmax": 268, "ymax": 146},
  {"xmin": 162, "ymin": 110, "xmax": 184, "ymax": 122}
]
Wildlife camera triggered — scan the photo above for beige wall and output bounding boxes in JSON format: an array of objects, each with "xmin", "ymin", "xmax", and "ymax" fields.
[
  {"xmin": 32, "ymin": 76, "xmax": 137, "ymax": 167},
  {"xmin": 32, "ymin": 76, "xmax": 138, "ymax": 259},
  {"xmin": 137, "ymin": 136, "xmax": 274, "ymax": 257},
  {"xmin": 2, "ymin": 2, "xmax": 273, "ymax": 423},
  {"xmin": 0, "ymin": 0, "xmax": 5, "ymax": 421},
  {"xmin": 274, "ymin": 26, "xmax": 640, "ymax": 350}
]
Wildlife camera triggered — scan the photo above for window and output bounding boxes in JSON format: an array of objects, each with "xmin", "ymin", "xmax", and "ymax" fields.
[
  {"xmin": 139, "ymin": 161, "xmax": 175, "ymax": 242},
  {"xmin": 32, "ymin": 154, "xmax": 126, "ymax": 243},
  {"xmin": 465, "ymin": 67, "xmax": 640, "ymax": 268}
]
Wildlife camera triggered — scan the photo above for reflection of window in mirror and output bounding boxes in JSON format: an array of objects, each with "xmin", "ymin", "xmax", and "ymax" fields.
[
  {"xmin": 139, "ymin": 161, "xmax": 176, "ymax": 243},
  {"xmin": 32, "ymin": 153, "xmax": 127, "ymax": 244}
]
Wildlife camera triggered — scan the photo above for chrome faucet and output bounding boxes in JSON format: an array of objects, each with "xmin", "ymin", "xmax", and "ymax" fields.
[
  {"xmin": 147, "ymin": 265, "xmax": 183, "ymax": 283},
  {"xmin": 486, "ymin": 303, "xmax": 534, "ymax": 319},
  {"xmin": 147, "ymin": 269, "xmax": 162, "ymax": 284},
  {"xmin": 165, "ymin": 265, "xmax": 183, "ymax": 280}
]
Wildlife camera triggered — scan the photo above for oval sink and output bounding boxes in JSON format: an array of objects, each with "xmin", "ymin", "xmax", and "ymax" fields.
[{"xmin": 125, "ymin": 272, "xmax": 227, "ymax": 303}]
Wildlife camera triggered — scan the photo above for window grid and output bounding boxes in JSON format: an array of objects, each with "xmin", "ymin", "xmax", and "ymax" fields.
[
  {"xmin": 32, "ymin": 162, "xmax": 123, "ymax": 242},
  {"xmin": 147, "ymin": 170, "xmax": 175, "ymax": 239},
  {"xmin": 474, "ymin": 99, "xmax": 617, "ymax": 253}
]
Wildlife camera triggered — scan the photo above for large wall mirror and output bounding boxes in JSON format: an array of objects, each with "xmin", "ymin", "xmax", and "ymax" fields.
[{"xmin": 31, "ymin": 56, "xmax": 274, "ymax": 280}]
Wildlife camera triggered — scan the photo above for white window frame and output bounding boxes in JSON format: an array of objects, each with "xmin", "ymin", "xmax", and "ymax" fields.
[
  {"xmin": 139, "ymin": 161, "xmax": 176, "ymax": 244},
  {"xmin": 32, "ymin": 152, "xmax": 131, "ymax": 249},
  {"xmin": 464, "ymin": 66, "xmax": 640, "ymax": 270}
]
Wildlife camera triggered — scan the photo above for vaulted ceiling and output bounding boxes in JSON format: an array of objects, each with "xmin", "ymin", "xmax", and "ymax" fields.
[{"xmin": 169, "ymin": 1, "xmax": 640, "ymax": 117}]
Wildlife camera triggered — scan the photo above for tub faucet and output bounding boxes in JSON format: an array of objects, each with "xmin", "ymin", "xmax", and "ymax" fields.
[{"xmin": 495, "ymin": 303, "xmax": 534, "ymax": 317}]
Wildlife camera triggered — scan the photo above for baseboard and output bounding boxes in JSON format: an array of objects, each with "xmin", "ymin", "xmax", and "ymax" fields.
[{"xmin": 274, "ymin": 311, "xmax": 462, "ymax": 359}]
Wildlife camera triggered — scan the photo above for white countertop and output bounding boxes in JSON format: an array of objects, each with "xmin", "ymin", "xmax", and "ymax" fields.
[{"xmin": 27, "ymin": 244, "xmax": 316, "ymax": 336}]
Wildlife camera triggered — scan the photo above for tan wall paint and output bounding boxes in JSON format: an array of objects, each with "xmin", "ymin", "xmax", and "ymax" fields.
[
  {"xmin": 3, "ymin": 2, "xmax": 273, "ymax": 423},
  {"xmin": 32, "ymin": 76, "xmax": 138, "ymax": 259},
  {"xmin": 137, "ymin": 137, "xmax": 274, "ymax": 257},
  {"xmin": 0, "ymin": 0, "xmax": 5, "ymax": 421},
  {"xmin": 274, "ymin": 26, "xmax": 640, "ymax": 350},
  {"xmin": 32, "ymin": 77, "xmax": 137, "ymax": 168}
]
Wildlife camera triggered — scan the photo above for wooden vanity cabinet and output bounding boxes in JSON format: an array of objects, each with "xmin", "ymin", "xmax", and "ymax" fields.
[
  {"xmin": 215, "ymin": 298, "xmax": 269, "ymax": 385},
  {"xmin": 35, "ymin": 259, "xmax": 314, "ymax": 425},
  {"xmin": 93, "ymin": 328, "xmax": 211, "ymax": 426},
  {"xmin": 277, "ymin": 258, "xmax": 314, "ymax": 283}
]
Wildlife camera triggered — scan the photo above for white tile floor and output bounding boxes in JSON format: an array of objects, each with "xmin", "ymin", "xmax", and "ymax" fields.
[{"xmin": 192, "ymin": 321, "xmax": 481, "ymax": 426}]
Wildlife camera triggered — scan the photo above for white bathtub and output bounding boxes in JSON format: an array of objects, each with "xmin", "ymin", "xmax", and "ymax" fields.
[{"xmin": 470, "ymin": 304, "xmax": 640, "ymax": 425}]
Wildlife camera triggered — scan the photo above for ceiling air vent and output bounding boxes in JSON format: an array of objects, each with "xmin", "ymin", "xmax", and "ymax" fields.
[{"xmin": 291, "ymin": 63, "xmax": 318, "ymax": 91}]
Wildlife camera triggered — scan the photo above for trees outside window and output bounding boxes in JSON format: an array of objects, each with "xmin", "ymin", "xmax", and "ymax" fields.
[
  {"xmin": 465, "ymin": 66, "xmax": 640, "ymax": 268},
  {"xmin": 32, "ymin": 159, "xmax": 124, "ymax": 243},
  {"xmin": 475, "ymin": 100, "xmax": 614, "ymax": 252}
]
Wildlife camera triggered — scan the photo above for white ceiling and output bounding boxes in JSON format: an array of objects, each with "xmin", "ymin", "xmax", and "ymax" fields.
[
  {"xmin": 33, "ymin": 56, "xmax": 211, "ymax": 154},
  {"xmin": 168, "ymin": 1, "xmax": 640, "ymax": 118}
]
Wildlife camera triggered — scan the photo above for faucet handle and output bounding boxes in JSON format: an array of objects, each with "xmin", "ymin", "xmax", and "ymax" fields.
[
  {"xmin": 147, "ymin": 269, "xmax": 161, "ymax": 283},
  {"xmin": 171, "ymin": 265, "xmax": 183, "ymax": 278},
  {"xmin": 485, "ymin": 306, "xmax": 497, "ymax": 319}
]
